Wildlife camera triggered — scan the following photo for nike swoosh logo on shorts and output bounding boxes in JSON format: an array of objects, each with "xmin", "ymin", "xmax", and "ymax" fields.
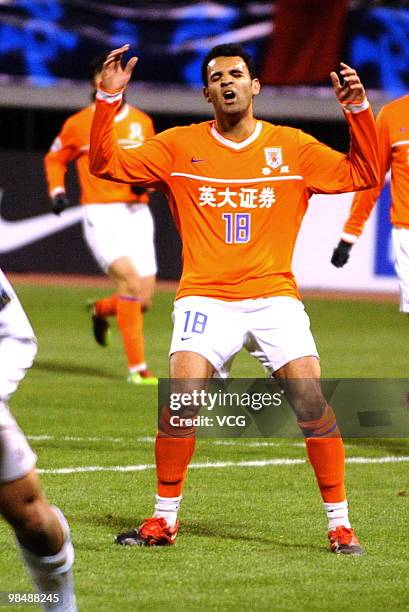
[
  {"xmin": 191, "ymin": 158, "xmax": 205, "ymax": 163},
  {"xmin": 0, "ymin": 190, "xmax": 83, "ymax": 254},
  {"xmin": 181, "ymin": 336, "xmax": 192, "ymax": 341}
]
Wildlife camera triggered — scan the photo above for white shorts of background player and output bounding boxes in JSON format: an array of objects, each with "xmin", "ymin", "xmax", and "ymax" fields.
[
  {"xmin": 82, "ymin": 202, "xmax": 157, "ymax": 275},
  {"xmin": 392, "ymin": 227, "xmax": 409, "ymax": 313}
]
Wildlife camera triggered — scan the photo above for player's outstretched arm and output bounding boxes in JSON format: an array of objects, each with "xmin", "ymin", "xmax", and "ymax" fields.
[
  {"xmin": 100, "ymin": 44, "xmax": 138, "ymax": 92},
  {"xmin": 330, "ymin": 63, "xmax": 366, "ymax": 106},
  {"xmin": 90, "ymin": 47, "xmax": 171, "ymax": 187}
]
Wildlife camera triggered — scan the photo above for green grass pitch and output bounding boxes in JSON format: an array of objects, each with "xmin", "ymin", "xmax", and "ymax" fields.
[{"xmin": 1, "ymin": 283, "xmax": 409, "ymax": 611}]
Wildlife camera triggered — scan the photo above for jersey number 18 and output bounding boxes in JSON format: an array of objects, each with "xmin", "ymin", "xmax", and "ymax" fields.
[{"xmin": 222, "ymin": 213, "xmax": 251, "ymax": 244}]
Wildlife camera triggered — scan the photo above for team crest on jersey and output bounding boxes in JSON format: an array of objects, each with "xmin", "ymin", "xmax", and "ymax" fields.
[{"xmin": 264, "ymin": 147, "xmax": 282, "ymax": 169}]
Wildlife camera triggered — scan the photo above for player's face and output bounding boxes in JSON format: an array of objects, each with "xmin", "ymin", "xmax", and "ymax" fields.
[{"xmin": 203, "ymin": 56, "xmax": 260, "ymax": 116}]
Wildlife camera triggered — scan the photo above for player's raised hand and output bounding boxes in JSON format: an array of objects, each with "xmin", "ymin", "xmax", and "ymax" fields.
[
  {"xmin": 330, "ymin": 63, "xmax": 366, "ymax": 105},
  {"xmin": 100, "ymin": 44, "xmax": 138, "ymax": 92}
]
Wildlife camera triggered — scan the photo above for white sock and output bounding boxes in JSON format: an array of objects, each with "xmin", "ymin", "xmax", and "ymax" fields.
[
  {"xmin": 153, "ymin": 494, "xmax": 182, "ymax": 529},
  {"xmin": 129, "ymin": 363, "xmax": 147, "ymax": 373},
  {"xmin": 17, "ymin": 506, "xmax": 77, "ymax": 611},
  {"xmin": 324, "ymin": 500, "xmax": 351, "ymax": 530}
]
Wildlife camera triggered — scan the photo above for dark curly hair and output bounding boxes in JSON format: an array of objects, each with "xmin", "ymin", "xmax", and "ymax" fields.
[{"xmin": 201, "ymin": 43, "xmax": 256, "ymax": 86}]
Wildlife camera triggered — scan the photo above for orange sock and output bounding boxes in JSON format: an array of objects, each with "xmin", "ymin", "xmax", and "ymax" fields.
[
  {"xmin": 116, "ymin": 295, "xmax": 145, "ymax": 369},
  {"xmin": 298, "ymin": 405, "xmax": 346, "ymax": 503},
  {"xmin": 156, "ymin": 435, "xmax": 196, "ymax": 497},
  {"xmin": 95, "ymin": 294, "xmax": 118, "ymax": 317}
]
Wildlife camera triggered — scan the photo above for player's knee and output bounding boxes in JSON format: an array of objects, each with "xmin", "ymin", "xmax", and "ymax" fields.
[
  {"xmin": 290, "ymin": 388, "xmax": 327, "ymax": 422},
  {"xmin": 123, "ymin": 275, "xmax": 142, "ymax": 298},
  {"xmin": 1, "ymin": 493, "xmax": 47, "ymax": 534},
  {"xmin": 141, "ymin": 296, "xmax": 152, "ymax": 312},
  {"xmin": 19, "ymin": 500, "xmax": 49, "ymax": 536}
]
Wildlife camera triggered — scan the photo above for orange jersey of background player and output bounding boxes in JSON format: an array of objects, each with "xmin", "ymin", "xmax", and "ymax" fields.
[
  {"xmin": 45, "ymin": 103, "xmax": 155, "ymax": 205},
  {"xmin": 343, "ymin": 94, "xmax": 409, "ymax": 239},
  {"xmin": 90, "ymin": 98, "xmax": 378, "ymax": 301}
]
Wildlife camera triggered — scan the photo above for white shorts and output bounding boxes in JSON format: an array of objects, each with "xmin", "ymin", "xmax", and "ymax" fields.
[
  {"xmin": 170, "ymin": 296, "xmax": 319, "ymax": 376},
  {"xmin": 82, "ymin": 203, "xmax": 157, "ymax": 276},
  {"xmin": 0, "ymin": 270, "xmax": 37, "ymax": 401},
  {"xmin": 0, "ymin": 400, "xmax": 37, "ymax": 483},
  {"xmin": 392, "ymin": 227, "xmax": 409, "ymax": 313}
]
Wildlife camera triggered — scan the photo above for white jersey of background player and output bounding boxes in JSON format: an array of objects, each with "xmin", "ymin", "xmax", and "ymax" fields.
[{"xmin": 0, "ymin": 269, "xmax": 77, "ymax": 611}]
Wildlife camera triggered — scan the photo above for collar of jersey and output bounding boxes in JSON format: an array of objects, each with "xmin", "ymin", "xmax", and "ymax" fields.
[{"xmin": 210, "ymin": 121, "xmax": 262, "ymax": 150}]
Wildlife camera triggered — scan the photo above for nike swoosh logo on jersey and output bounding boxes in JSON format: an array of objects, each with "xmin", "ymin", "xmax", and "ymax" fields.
[
  {"xmin": 181, "ymin": 336, "xmax": 192, "ymax": 341},
  {"xmin": 191, "ymin": 158, "xmax": 205, "ymax": 163},
  {"xmin": 0, "ymin": 191, "xmax": 83, "ymax": 254}
]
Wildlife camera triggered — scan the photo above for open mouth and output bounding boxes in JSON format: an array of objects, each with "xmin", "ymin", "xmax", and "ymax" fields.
[{"xmin": 223, "ymin": 90, "xmax": 236, "ymax": 103}]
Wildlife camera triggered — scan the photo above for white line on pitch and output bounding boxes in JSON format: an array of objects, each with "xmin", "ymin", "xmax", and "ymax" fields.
[
  {"xmin": 213, "ymin": 440, "xmax": 355, "ymax": 448},
  {"xmin": 28, "ymin": 435, "xmax": 155, "ymax": 443},
  {"xmin": 213, "ymin": 440, "xmax": 305, "ymax": 448},
  {"xmin": 28, "ymin": 435, "xmax": 306, "ymax": 447},
  {"xmin": 38, "ymin": 455, "xmax": 409, "ymax": 475}
]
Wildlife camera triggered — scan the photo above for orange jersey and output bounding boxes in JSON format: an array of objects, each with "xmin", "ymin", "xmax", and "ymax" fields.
[
  {"xmin": 343, "ymin": 94, "xmax": 409, "ymax": 239},
  {"xmin": 44, "ymin": 103, "xmax": 155, "ymax": 205},
  {"xmin": 90, "ymin": 94, "xmax": 378, "ymax": 301}
]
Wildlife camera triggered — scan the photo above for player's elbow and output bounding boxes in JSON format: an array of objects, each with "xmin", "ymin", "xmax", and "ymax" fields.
[
  {"xmin": 89, "ymin": 153, "xmax": 106, "ymax": 178},
  {"xmin": 365, "ymin": 151, "xmax": 381, "ymax": 189},
  {"xmin": 89, "ymin": 164, "xmax": 115, "ymax": 183},
  {"xmin": 89, "ymin": 162, "xmax": 101, "ymax": 178},
  {"xmin": 89, "ymin": 147, "xmax": 114, "ymax": 180},
  {"xmin": 355, "ymin": 162, "xmax": 379, "ymax": 191},
  {"xmin": 360, "ymin": 176, "xmax": 378, "ymax": 191},
  {"xmin": 366, "ymin": 164, "xmax": 380, "ymax": 188},
  {"xmin": 363, "ymin": 170, "xmax": 379, "ymax": 191}
]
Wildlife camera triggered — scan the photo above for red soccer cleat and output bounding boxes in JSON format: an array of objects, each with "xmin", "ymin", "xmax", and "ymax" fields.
[
  {"xmin": 115, "ymin": 517, "xmax": 179, "ymax": 546},
  {"xmin": 328, "ymin": 526, "xmax": 364, "ymax": 555}
]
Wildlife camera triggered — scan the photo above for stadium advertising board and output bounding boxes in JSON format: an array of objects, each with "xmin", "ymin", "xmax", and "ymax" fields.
[{"xmin": 293, "ymin": 183, "xmax": 397, "ymax": 293}]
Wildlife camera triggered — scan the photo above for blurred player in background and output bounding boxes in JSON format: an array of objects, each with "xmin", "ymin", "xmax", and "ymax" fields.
[
  {"xmin": 89, "ymin": 43, "xmax": 379, "ymax": 554},
  {"xmin": 331, "ymin": 94, "xmax": 409, "ymax": 315},
  {"xmin": 0, "ymin": 269, "xmax": 76, "ymax": 611},
  {"xmin": 44, "ymin": 54, "xmax": 157, "ymax": 385}
]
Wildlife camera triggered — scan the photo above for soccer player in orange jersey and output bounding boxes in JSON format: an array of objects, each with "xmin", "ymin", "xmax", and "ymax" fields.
[
  {"xmin": 0, "ymin": 269, "xmax": 77, "ymax": 611},
  {"xmin": 89, "ymin": 43, "xmax": 379, "ymax": 554},
  {"xmin": 332, "ymin": 94, "xmax": 409, "ymax": 314},
  {"xmin": 44, "ymin": 54, "xmax": 157, "ymax": 385}
]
